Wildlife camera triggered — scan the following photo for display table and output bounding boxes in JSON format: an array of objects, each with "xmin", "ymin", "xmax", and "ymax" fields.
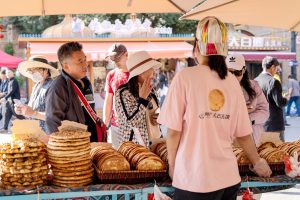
[{"xmin": 0, "ymin": 176, "xmax": 299, "ymax": 200}]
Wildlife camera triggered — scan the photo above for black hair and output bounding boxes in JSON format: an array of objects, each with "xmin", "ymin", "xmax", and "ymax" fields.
[
  {"xmin": 1, "ymin": 70, "xmax": 6, "ymax": 75},
  {"xmin": 127, "ymin": 76, "xmax": 139, "ymax": 98},
  {"xmin": 57, "ymin": 42, "xmax": 83, "ymax": 65},
  {"xmin": 262, "ymin": 56, "xmax": 279, "ymax": 70},
  {"xmin": 193, "ymin": 38, "xmax": 228, "ymax": 80},
  {"xmin": 207, "ymin": 55, "xmax": 228, "ymax": 80},
  {"xmin": 240, "ymin": 70, "xmax": 256, "ymax": 101}
]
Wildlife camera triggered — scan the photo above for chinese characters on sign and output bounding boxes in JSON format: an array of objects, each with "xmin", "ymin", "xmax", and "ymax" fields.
[{"xmin": 228, "ymin": 36, "xmax": 289, "ymax": 50}]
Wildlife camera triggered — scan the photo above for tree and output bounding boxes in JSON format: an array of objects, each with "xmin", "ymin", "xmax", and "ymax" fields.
[
  {"xmin": 4, "ymin": 43, "xmax": 14, "ymax": 55},
  {"xmin": 8, "ymin": 15, "xmax": 64, "ymax": 34}
]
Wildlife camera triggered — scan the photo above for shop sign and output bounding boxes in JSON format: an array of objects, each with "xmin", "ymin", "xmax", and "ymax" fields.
[
  {"xmin": 228, "ymin": 36, "xmax": 289, "ymax": 50},
  {"xmin": 296, "ymin": 36, "xmax": 300, "ymax": 44}
]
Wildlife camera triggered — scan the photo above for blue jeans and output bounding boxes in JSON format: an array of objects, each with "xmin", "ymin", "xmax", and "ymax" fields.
[{"xmin": 287, "ymin": 96, "xmax": 300, "ymax": 116}]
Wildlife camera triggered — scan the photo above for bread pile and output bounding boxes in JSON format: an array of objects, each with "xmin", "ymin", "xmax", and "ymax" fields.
[
  {"xmin": 118, "ymin": 142, "xmax": 165, "ymax": 171},
  {"xmin": 91, "ymin": 145, "xmax": 130, "ymax": 171},
  {"xmin": 0, "ymin": 139, "xmax": 48, "ymax": 189},
  {"xmin": 277, "ymin": 142, "xmax": 300, "ymax": 158},
  {"xmin": 233, "ymin": 142, "xmax": 286, "ymax": 165},
  {"xmin": 152, "ymin": 142, "xmax": 168, "ymax": 166},
  {"xmin": 47, "ymin": 131, "xmax": 93, "ymax": 187}
]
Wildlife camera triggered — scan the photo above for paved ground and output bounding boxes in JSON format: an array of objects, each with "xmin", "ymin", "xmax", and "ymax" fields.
[{"xmin": 1, "ymin": 117, "xmax": 300, "ymax": 199}]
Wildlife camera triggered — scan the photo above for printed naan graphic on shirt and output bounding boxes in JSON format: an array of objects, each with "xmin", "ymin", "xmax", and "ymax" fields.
[{"xmin": 208, "ymin": 89, "xmax": 225, "ymax": 111}]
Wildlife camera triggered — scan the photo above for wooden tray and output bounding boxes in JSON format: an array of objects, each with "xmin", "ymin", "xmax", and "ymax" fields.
[
  {"xmin": 239, "ymin": 162, "xmax": 285, "ymax": 176},
  {"xmin": 94, "ymin": 166, "xmax": 168, "ymax": 184}
]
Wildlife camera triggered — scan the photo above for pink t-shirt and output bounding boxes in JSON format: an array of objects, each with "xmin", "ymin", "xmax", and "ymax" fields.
[
  {"xmin": 158, "ymin": 65, "xmax": 252, "ymax": 193},
  {"xmin": 105, "ymin": 68, "xmax": 129, "ymax": 126}
]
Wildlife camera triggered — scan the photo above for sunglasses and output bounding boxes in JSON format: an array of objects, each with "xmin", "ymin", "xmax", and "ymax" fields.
[{"xmin": 229, "ymin": 66, "xmax": 246, "ymax": 77}]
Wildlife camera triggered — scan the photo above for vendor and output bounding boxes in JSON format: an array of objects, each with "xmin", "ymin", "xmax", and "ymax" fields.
[
  {"xmin": 115, "ymin": 51, "xmax": 162, "ymax": 148},
  {"xmin": 158, "ymin": 16, "xmax": 272, "ymax": 199},
  {"xmin": 16, "ymin": 55, "xmax": 59, "ymax": 133},
  {"xmin": 45, "ymin": 42, "xmax": 99, "ymax": 142}
]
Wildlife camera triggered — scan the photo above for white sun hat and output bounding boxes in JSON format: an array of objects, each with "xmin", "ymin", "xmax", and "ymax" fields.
[
  {"xmin": 127, "ymin": 51, "xmax": 162, "ymax": 80},
  {"xmin": 18, "ymin": 55, "xmax": 59, "ymax": 79},
  {"xmin": 225, "ymin": 54, "xmax": 246, "ymax": 70}
]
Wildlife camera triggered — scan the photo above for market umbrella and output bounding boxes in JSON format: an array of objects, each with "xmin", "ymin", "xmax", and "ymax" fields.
[
  {"xmin": 0, "ymin": 50, "xmax": 23, "ymax": 69},
  {"xmin": 181, "ymin": 0, "xmax": 300, "ymax": 32},
  {"xmin": 0, "ymin": 0, "xmax": 187, "ymax": 17},
  {"xmin": 169, "ymin": 0, "xmax": 202, "ymax": 12}
]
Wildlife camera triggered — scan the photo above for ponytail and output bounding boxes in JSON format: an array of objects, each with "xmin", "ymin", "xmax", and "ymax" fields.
[{"xmin": 208, "ymin": 55, "xmax": 228, "ymax": 80}]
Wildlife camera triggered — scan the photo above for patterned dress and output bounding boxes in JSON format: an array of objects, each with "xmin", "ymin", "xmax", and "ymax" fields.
[
  {"xmin": 115, "ymin": 84, "xmax": 159, "ymax": 148},
  {"xmin": 28, "ymin": 78, "xmax": 53, "ymax": 133}
]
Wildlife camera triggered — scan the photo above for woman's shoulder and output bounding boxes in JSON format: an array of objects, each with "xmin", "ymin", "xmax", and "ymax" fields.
[{"xmin": 116, "ymin": 84, "xmax": 130, "ymax": 96}]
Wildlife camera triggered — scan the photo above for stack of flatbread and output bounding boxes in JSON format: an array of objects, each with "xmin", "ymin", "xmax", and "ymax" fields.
[
  {"xmin": 118, "ymin": 142, "xmax": 165, "ymax": 171},
  {"xmin": 233, "ymin": 142, "xmax": 286, "ymax": 165},
  {"xmin": 277, "ymin": 142, "xmax": 300, "ymax": 159},
  {"xmin": 91, "ymin": 145, "xmax": 130, "ymax": 171},
  {"xmin": 152, "ymin": 142, "xmax": 168, "ymax": 166},
  {"xmin": 0, "ymin": 139, "xmax": 48, "ymax": 189},
  {"xmin": 47, "ymin": 131, "xmax": 93, "ymax": 187}
]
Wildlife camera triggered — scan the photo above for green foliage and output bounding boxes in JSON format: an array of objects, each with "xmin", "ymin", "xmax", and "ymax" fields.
[
  {"xmin": 4, "ymin": 43, "xmax": 14, "ymax": 55},
  {"xmin": 8, "ymin": 14, "xmax": 197, "ymax": 34},
  {"xmin": 15, "ymin": 74, "xmax": 25, "ymax": 87},
  {"xmin": 8, "ymin": 15, "xmax": 64, "ymax": 34}
]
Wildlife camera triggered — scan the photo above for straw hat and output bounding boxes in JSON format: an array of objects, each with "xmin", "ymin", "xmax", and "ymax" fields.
[
  {"xmin": 127, "ymin": 51, "xmax": 162, "ymax": 80},
  {"xmin": 196, "ymin": 16, "xmax": 228, "ymax": 57},
  {"xmin": 18, "ymin": 55, "xmax": 59, "ymax": 79}
]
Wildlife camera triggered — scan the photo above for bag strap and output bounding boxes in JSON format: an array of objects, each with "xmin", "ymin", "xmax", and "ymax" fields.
[{"xmin": 70, "ymin": 80, "xmax": 98, "ymax": 124}]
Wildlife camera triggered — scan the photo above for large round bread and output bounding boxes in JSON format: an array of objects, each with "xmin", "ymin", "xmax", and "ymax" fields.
[
  {"xmin": 137, "ymin": 157, "xmax": 165, "ymax": 171},
  {"xmin": 54, "ymin": 173, "xmax": 93, "ymax": 181},
  {"xmin": 47, "ymin": 150, "xmax": 91, "ymax": 157},
  {"xmin": 47, "ymin": 141, "xmax": 90, "ymax": 148},
  {"xmin": 52, "ymin": 168, "xmax": 94, "ymax": 176},
  {"xmin": 50, "ymin": 131, "xmax": 91, "ymax": 139}
]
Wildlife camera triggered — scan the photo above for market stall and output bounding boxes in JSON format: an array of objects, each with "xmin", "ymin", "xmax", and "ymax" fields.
[{"xmin": 1, "ymin": 120, "xmax": 300, "ymax": 200}]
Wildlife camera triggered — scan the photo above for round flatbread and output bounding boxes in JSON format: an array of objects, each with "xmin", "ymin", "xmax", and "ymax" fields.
[
  {"xmin": 47, "ymin": 143, "xmax": 91, "ymax": 151},
  {"xmin": 48, "ymin": 155, "xmax": 90, "ymax": 163},
  {"xmin": 52, "ymin": 168, "xmax": 94, "ymax": 177},
  {"xmin": 47, "ymin": 150, "xmax": 90, "ymax": 157},
  {"xmin": 50, "ymin": 131, "xmax": 91, "ymax": 140},
  {"xmin": 47, "ymin": 146, "xmax": 91, "ymax": 155},
  {"xmin": 137, "ymin": 157, "xmax": 165, "ymax": 171},
  {"xmin": 52, "ymin": 179, "xmax": 92, "ymax": 188},
  {"xmin": 208, "ymin": 89, "xmax": 225, "ymax": 111},
  {"xmin": 51, "ymin": 164, "xmax": 92, "ymax": 172},
  {"xmin": 49, "ymin": 159, "xmax": 91, "ymax": 168},
  {"xmin": 54, "ymin": 173, "xmax": 93, "ymax": 181},
  {"xmin": 48, "ymin": 140, "xmax": 90, "ymax": 147}
]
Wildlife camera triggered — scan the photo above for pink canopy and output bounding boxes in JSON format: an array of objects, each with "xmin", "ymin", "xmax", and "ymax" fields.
[{"xmin": 0, "ymin": 50, "xmax": 23, "ymax": 69}]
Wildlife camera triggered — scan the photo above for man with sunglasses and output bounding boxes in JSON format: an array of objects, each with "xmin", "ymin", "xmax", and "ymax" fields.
[
  {"xmin": 103, "ymin": 43, "xmax": 129, "ymax": 148},
  {"xmin": 255, "ymin": 56, "xmax": 288, "ymax": 142}
]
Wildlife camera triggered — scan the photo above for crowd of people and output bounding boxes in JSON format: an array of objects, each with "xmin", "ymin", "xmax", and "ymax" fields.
[{"xmin": 2, "ymin": 15, "xmax": 300, "ymax": 199}]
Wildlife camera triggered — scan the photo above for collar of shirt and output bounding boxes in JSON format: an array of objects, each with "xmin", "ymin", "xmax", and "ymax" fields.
[
  {"xmin": 62, "ymin": 70, "xmax": 90, "ymax": 92},
  {"xmin": 262, "ymin": 71, "xmax": 273, "ymax": 77}
]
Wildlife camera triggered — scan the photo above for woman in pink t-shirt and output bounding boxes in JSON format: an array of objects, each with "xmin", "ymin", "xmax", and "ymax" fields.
[
  {"xmin": 158, "ymin": 17, "xmax": 271, "ymax": 200},
  {"xmin": 226, "ymin": 54, "xmax": 269, "ymax": 146}
]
